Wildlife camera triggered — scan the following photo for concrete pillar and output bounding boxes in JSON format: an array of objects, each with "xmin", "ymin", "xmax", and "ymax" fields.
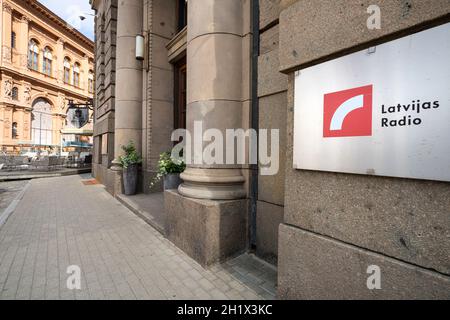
[
  {"xmin": 179, "ymin": 0, "xmax": 246, "ymax": 200},
  {"xmin": 17, "ymin": 16, "xmax": 30, "ymax": 70},
  {"xmin": 111, "ymin": 0, "xmax": 143, "ymax": 170}
]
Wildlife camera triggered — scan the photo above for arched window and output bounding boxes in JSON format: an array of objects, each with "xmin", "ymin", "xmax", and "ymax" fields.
[
  {"xmin": 12, "ymin": 122, "xmax": 18, "ymax": 139},
  {"xmin": 64, "ymin": 57, "xmax": 71, "ymax": 84},
  {"xmin": 88, "ymin": 70, "xmax": 94, "ymax": 93},
  {"xmin": 11, "ymin": 87, "xmax": 19, "ymax": 101},
  {"xmin": 43, "ymin": 47, "xmax": 52, "ymax": 76},
  {"xmin": 31, "ymin": 98, "xmax": 53, "ymax": 146},
  {"xmin": 73, "ymin": 63, "xmax": 80, "ymax": 87},
  {"xmin": 28, "ymin": 39, "xmax": 39, "ymax": 71}
]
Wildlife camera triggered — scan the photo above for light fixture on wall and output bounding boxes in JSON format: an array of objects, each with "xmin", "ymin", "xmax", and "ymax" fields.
[
  {"xmin": 79, "ymin": 12, "xmax": 97, "ymax": 21},
  {"xmin": 136, "ymin": 34, "xmax": 145, "ymax": 61}
]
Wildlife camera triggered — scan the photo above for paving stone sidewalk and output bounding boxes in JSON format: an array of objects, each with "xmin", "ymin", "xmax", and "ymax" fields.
[
  {"xmin": 0, "ymin": 180, "xmax": 29, "ymax": 214},
  {"xmin": 0, "ymin": 174, "xmax": 277, "ymax": 300}
]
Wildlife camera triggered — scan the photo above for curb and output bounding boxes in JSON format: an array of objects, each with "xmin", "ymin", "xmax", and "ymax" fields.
[
  {"xmin": 0, "ymin": 168, "xmax": 92, "ymax": 182},
  {"xmin": 116, "ymin": 193, "xmax": 166, "ymax": 236},
  {"xmin": 0, "ymin": 181, "xmax": 31, "ymax": 229}
]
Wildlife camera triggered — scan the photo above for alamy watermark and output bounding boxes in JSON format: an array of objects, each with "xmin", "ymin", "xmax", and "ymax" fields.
[
  {"xmin": 366, "ymin": 265, "xmax": 382, "ymax": 290},
  {"xmin": 170, "ymin": 121, "xmax": 280, "ymax": 176},
  {"xmin": 367, "ymin": 5, "xmax": 381, "ymax": 30},
  {"xmin": 66, "ymin": 265, "xmax": 81, "ymax": 290}
]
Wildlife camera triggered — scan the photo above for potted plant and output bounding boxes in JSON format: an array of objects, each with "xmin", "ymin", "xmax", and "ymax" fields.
[
  {"xmin": 150, "ymin": 151, "xmax": 185, "ymax": 191},
  {"xmin": 119, "ymin": 141, "xmax": 142, "ymax": 195}
]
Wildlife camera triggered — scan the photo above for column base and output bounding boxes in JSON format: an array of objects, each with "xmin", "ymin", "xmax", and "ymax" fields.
[
  {"xmin": 110, "ymin": 158, "xmax": 122, "ymax": 171},
  {"xmin": 164, "ymin": 190, "xmax": 248, "ymax": 266},
  {"xmin": 179, "ymin": 167, "xmax": 246, "ymax": 200}
]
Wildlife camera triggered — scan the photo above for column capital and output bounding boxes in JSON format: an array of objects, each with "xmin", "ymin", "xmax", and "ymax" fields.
[
  {"xmin": 110, "ymin": 158, "xmax": 123, "ymax": 171},
  {"xmin": 20, "ymin": 15, "xmax": 31, "ymax": 24},
  {"xmin": 3, "ymin": 3, "xmax": 12, "ymax": 14}
]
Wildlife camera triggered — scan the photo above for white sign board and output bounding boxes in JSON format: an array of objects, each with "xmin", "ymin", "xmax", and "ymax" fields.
[{"xmin": 294, "ymin": 23, "xmax": 450, "ymax": 182}]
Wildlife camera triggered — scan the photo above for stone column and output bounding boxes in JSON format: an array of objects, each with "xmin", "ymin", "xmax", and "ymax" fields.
[
  {"xmin": 56, "ymin": 39, "xmax": 65, "ymax": 84},
  {"xmin": 17, "ymin": 16, "xmax": 30, "ymax": 70},
  {"xmin": 82, "ymin": 54, "xmax": 90, "ymax": 94},
  {"xmin": 2, "ymin": 3, "xmax": 12, "ymax": 64},
  {"xmin": 179, "ymin": 0, "xmax": 246, "ymax": 200},
  {"xmin": 111, "ymin": 0, "xmax": 143, "ymax": 170},
  {"xmin": 165, "ymin": 0, "xmax": 250, "ymax": 267},
  {"xmin": 23, "ymin": 109, "xmax": 31, "ymax": 141},
  {"xmin": 0, "ymin": 106, "xmax": 4, "ymax": 146}
]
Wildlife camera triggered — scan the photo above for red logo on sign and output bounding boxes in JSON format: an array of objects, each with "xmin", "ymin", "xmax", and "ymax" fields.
[{"xmin": 323, "ymin": 85, "xmax": 373, "ymax": 138}]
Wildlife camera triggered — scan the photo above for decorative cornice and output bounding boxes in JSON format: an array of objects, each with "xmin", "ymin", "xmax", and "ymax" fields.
[
  {"xmin": 0, "ymin": 65, "xmax": 92, "ymax": 102},
  {"xmin": 24, "ymin": 0, "xmax": 94, "ymax": 50}
]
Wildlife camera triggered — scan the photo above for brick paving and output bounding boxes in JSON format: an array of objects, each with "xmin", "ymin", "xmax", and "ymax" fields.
[{"xmin": 0, "ymin": 175, "xmax": 276, "ymax": 300}]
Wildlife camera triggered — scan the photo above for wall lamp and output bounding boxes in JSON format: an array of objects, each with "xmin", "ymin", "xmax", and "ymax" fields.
[{"xmin": 136, "ymin": 34, "xmax": 145, "ymax": 61}]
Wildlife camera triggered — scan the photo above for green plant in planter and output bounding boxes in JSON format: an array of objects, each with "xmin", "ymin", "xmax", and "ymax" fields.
[
  {"xmin": 119, "ymin": 141, "xmax": 142, "ymax": 169},
  {"xmin": 149, "ymin": 151, "xmax": 185, "ymax": 189}
]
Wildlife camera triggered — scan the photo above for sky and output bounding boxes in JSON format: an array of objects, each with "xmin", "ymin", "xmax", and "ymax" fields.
[{"xmin": 38, "ymin": 0, "xmax": 95, "ymax": 40}]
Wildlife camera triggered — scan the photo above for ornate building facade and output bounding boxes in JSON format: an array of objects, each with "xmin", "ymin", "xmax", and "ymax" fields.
[{"xmin": 0, "ymin": 0, "xmax": 94, "ymax": 153}]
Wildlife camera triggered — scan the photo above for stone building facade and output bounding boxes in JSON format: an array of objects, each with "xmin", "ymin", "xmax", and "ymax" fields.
[
  {"xmin": 91, "ymin": 0, "xmax": 450, "ymax": 299},
  {"xmin": 0, "ymin": 0, "xmax": 94, "ymax": 154}
]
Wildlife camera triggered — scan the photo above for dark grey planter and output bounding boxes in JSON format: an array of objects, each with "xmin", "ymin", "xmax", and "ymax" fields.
[
  {"xmin": 163, "ymin": 173, "xmax": 182, "ymax": 190},
  {"xmin": 123, "ymin": 164, "xmax": 138, "ymax": 195}
]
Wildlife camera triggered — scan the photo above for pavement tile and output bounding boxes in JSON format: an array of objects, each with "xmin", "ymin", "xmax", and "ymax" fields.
[{"xmin": 0, "ymin": 175, "xmax": 277, "ymax": 300}]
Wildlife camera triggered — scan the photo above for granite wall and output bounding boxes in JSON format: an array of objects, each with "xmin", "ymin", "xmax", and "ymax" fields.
[{"xmin": 277, "ymin": 0, "xmax": 450, "ymax": 299}]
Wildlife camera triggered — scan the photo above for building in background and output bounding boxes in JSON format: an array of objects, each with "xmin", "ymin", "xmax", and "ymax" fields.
[
  {"xmin": 91, "ymin": 0, "xmax": 450, "ymax": 299},
  {"xmin": 0, "ymin": 0, "xmax": 94, "ymax": 154}
]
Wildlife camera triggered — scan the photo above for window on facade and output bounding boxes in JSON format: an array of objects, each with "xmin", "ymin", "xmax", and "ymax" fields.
[
  {"xmin": 73, "ymin": 63, "xmax": 80, "ymax": 87},
  {"xmin": 12, "ymin": 122, "xmax": 18, "ymax": 139},
  {"xmin": 43, "ymin": 47, "xmax": 53, "ymax": 76},
  {"xmin": 177, "ymin": 0, "xmax": 188, "ymax": 32},
  {"xmin": 64, "ymin": 58, "xmax": 71, "ymax": 84},
  {"xmin": 31, "ymin": 98, "xmax": 53, "ymax": 146},
  {"xmin": 28, "ymin": 39, "xmax": 39, "ymax": 71},
  {"xmin": 88, "ymin": 70, "xmax": 94, "ymax": 93},
  {"xmin": 12, "ymin": 87, "xmax": 19, "ymax": 101},
  {"xmin": 11, "ymin": 32, "xmax": 16, "ymax": 49},
  {"xmin": 174, "ymin": 57, "xmax": 187, "ymax": 131}
]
